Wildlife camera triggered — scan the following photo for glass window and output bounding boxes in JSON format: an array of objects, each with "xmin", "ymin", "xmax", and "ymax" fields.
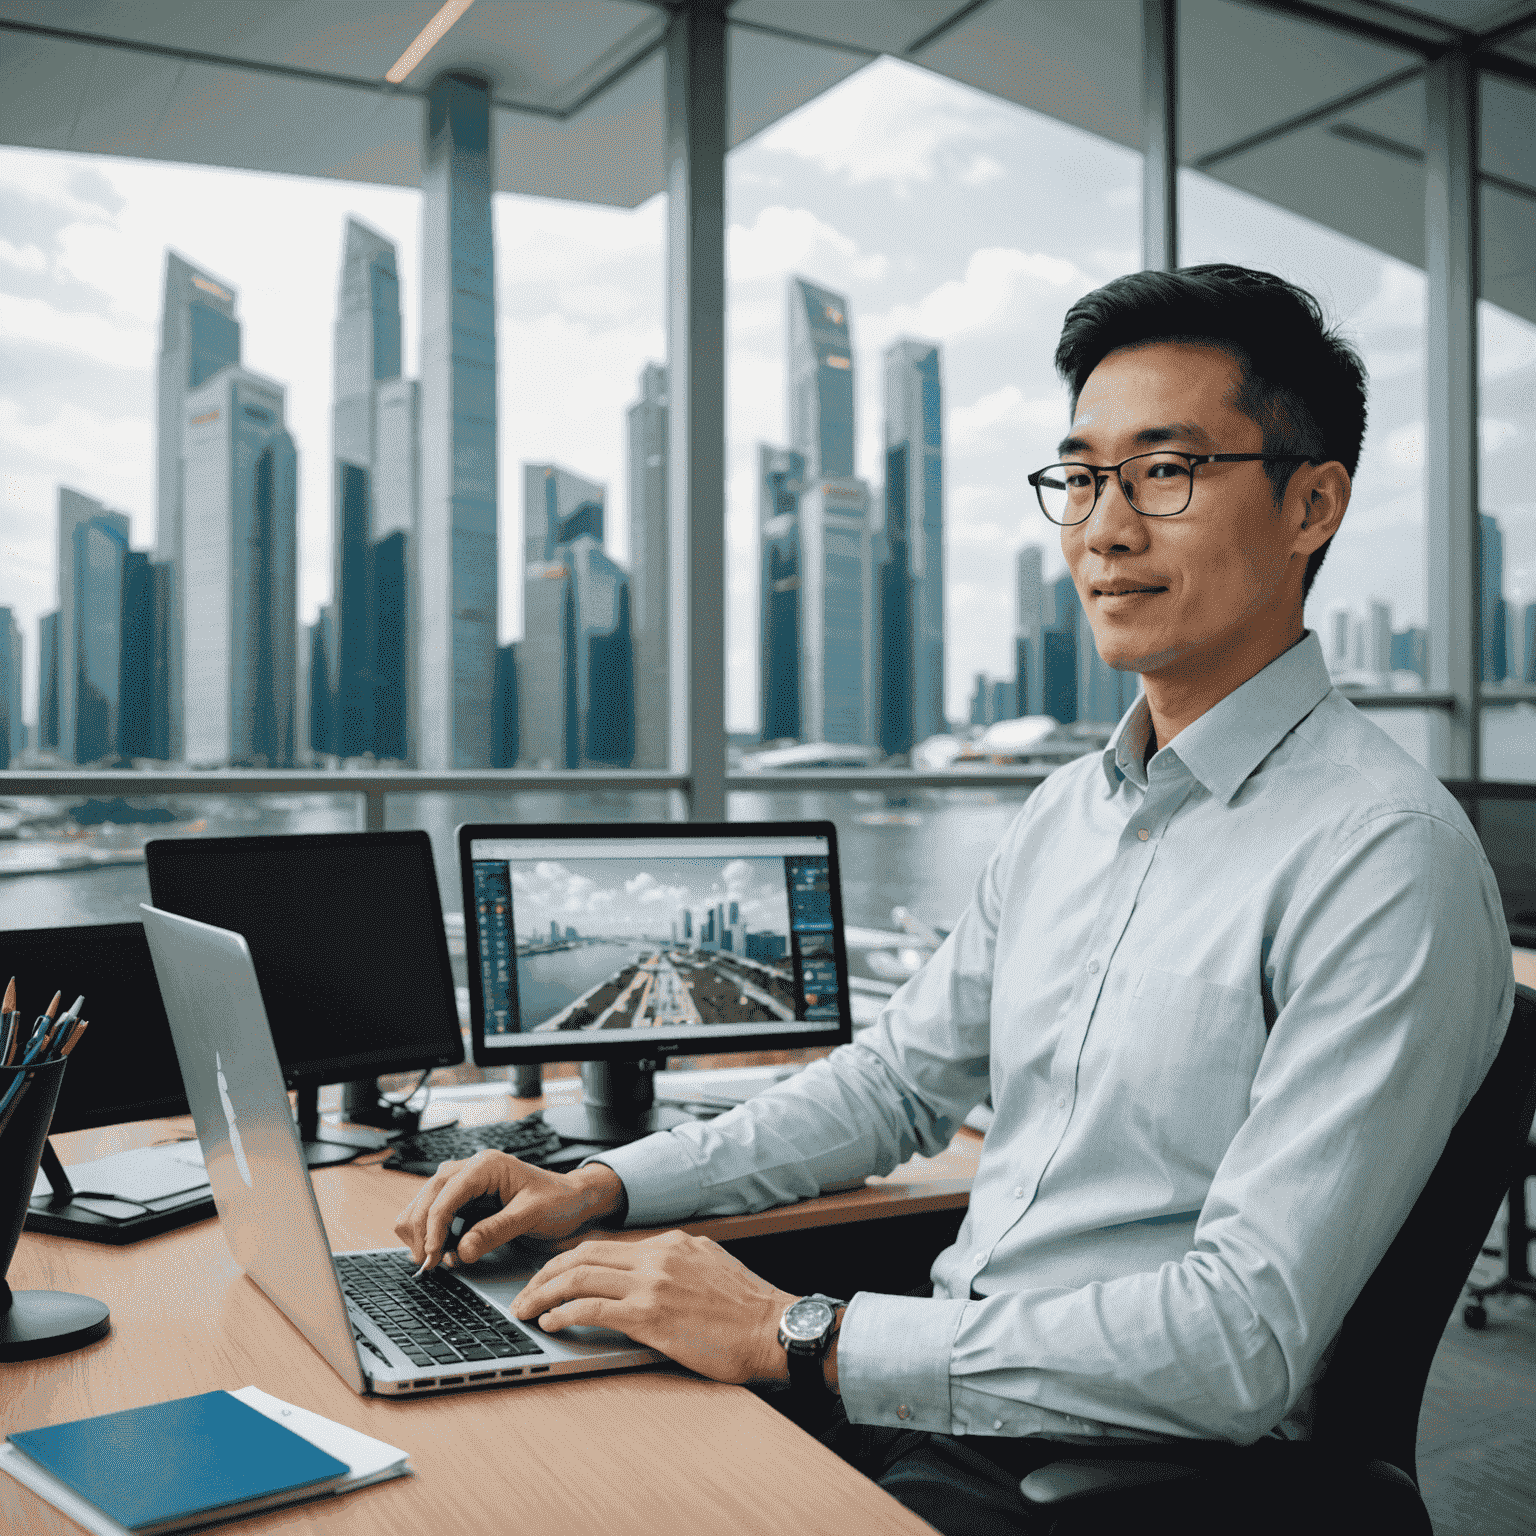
[
  {"xmin": 725, "ymin": 55, "xmax": 1140, "ymax": 920},
  {"xmin": 1478, "ymin": 67, "xmax": 1536, "ymax": 779},
  {"xmin": 1179, "ymin": 3, "xmax": 1429, "ymax": 694}
]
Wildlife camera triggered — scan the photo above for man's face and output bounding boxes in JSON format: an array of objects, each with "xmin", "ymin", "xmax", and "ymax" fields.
[{"xmin": 1059, "ymin": 341, "xmax": 1309, "ymax": 679}]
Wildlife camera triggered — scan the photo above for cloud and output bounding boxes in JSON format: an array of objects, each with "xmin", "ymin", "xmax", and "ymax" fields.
[
  {"xmin": 0, "ymin": 293, "xmax": 152, "ymax": 369},
  {"xmin": 729, "ymin": 206, "xmax": 886, "ymax": 287},
  {"xmin": 625, "ymin": 871, "xmax": 656, "ymax": 896},
  {"xmin": 864, "ymin": 248, "xmax": 1083, "ymax": 349},
  {"xmin": 949, "ymin": 385, "xmax": 1067, "ymax": 452},
  {"xmin": 0, "ymin": 239, "xmax": 46, "ymax": 275},
  {"xmin": 959, "ymin": 155, "xmax": 1006, "ymax": 189},
  {"xmin": 757, "ymin": 57, "xmax": 1010, "ymax": 193}
]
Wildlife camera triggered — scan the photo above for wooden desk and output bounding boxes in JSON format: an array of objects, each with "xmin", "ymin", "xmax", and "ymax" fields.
[{"xmin": 2, "ymin": 1102, "xmax": 978, "ymax": 1536}]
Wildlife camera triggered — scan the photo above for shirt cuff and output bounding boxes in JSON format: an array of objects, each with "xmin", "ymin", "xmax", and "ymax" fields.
[
  {"xmin": 582, "ymin": 1131, "xmax": 705, "ymax": 1228},
  {"xmin": 837, "ymin": 1290, "xmax": 967, "ymax": 1434}
]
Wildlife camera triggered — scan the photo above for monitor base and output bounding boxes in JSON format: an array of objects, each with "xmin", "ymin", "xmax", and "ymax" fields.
[
  {"xmin": 539, "ymin": 1101, "xmax": 695, "ymax": 1147},
  {"xmin": 0, "ymin": 1286, "xmax": 110, "ymax": 1361},
  {"xmin": 299, "ymin": 1137, "xmax": 363, "ymax": 1169}
]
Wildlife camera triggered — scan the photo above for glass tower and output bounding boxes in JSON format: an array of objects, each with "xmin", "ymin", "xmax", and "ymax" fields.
[
  {"xmin": 520, "ymin": 465, "xmax": 634, "ymax": 769},
  {"xmin": 883, "ymin": 340, "xmax": 945, "ymax": 745},
  {"xmin": 788, "ymin": 278, "xmax": 855, "ymax": 482},
  {"xmin": 419, "ymin": 72, "xmax": 498, "ymax": 769},
  {"xmin": 758, "ymin": 447, "xmax": 805, "ymax": 743},
  {"xmin": 56, "ymin": 488, "xmax": 130, "ymax": 763},
  {"xmin": 180, "ymin": 366, "xmax": 298, "ymax": 766},
  {"xmin": 73, "ymin": 516, "xmax": 128, "ymax": 763},
  {"xmin": 155, "ymin": 252, "xmax": 241, "ymax": 760},
  {"xmin": 626, "ymin": 362, "xmax": 669, "ymax": 770},
  {"xmin": 0, "ymin": 607, "xmax": 21, "ymax": 768},
  {"xmin": 331, "ymin": 217, "xmax": 407, "ymax": 760}
]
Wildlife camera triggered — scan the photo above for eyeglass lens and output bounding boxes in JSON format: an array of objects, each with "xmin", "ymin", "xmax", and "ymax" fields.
[{"xmin": 1036, "ymin": 452, "xmax": 1194, "ymax": 525}]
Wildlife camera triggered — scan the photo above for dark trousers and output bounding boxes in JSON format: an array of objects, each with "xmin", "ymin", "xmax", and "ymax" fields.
[{"xmin": 753, "ymin": 1381, "xmax": 1066, "ymax": 1535}]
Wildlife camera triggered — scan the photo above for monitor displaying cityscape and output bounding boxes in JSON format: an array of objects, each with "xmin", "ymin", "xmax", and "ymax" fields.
[{"xmin": 469, "ymin": 833, "xmax": 845, "ymax": 1049}]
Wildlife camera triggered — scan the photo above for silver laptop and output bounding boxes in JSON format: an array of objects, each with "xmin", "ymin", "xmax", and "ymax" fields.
[{"xmin": 140, "ymin": 902, "xmax": 662, "ymax": 1396}]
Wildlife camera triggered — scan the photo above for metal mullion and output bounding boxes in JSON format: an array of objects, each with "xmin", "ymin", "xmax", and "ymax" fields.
[
  {"xmin": 665, "ymin": 5, "xmax": 728, "ymax": 823},
  {"xmin": 1424, "ymin": 52, "xmax": 1482, "ymax": 779},
  {"xmin": 1142, "ymin": 0, "xmax": 1179, "ymax": 271}
]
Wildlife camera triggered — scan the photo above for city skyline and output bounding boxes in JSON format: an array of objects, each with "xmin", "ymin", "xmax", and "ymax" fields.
[{"xmin": 2, "ymin": 57, "xmax": 1533, "ymax": 743}]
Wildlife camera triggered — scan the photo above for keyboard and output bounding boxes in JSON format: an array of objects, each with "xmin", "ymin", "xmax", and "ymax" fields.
[
  {"xmin": 384, "ymin": 1114, "xmax": 563, "ymax": 1176},
  {"xmin": 337, "ymin": 1251, "xmax": 544, "ymax": 1370}
]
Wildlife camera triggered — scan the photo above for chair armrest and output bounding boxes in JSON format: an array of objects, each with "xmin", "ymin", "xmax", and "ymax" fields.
[{"xmin": 1019, "ymin": 1457, "xmax": 1202, "ymax": 1507}]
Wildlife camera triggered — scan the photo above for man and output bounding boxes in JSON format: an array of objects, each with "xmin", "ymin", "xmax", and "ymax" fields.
[{"xmin": 397, "ymin": 266, "xmax": 1513, "ymax": 1533}]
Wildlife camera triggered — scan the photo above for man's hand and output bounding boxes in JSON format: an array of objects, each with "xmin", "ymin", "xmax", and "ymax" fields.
[
  {"xmin": 512, "ymin": 1229, "xmax": 797, "ymax": 1385},
  {"xmin": 393, "ymin": 1150, "xmax": 624, "ymax": 1272}
]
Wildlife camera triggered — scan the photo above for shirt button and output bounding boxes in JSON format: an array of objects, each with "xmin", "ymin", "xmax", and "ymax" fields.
[
  {"xmin": 1137, "ymin": 828, "xmax": 1150, "ymax": 841},
  {"xmin": 1014, "ymin": 1186, "xmax": 1026, "ymax": 1199},
  {"xmin": 1086, "ymin": 959, "xmax": 1099, "ymax": 974},
  {"xmin": 1057, "ymin": 1096, "xmax": 1066, "ymax": 1108},
  {"xmin": 993, "ymin": 1418, "xmax": 1005, "ymax": 1431},
  {"xmin": 896, "ymin": 1404, "xmax": 911, "ymax": 1421}
]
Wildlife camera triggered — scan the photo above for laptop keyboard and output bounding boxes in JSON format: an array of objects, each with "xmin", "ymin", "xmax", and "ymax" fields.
[
  {"xmin": 337, "ymin": 1251, "xmax": 545, "ymax": 1369},
  {"xmin": 384, "ymin": 1114, "xmax": 563, "ymax": 1176}
]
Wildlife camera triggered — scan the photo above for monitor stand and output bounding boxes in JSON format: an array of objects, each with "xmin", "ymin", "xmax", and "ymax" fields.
[
  {"xmin": 293, "ymin": 1084, "xmax": 372, "ymax": 1167},
  {"xmin": 539, "ymin": 1059, "xmax": 696, "ymax": 1148}
]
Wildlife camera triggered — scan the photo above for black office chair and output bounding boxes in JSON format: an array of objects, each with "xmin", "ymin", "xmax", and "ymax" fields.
[{"xmin": 1018, "ymin": 983, "xmax": 1536, "ymax": 1535}]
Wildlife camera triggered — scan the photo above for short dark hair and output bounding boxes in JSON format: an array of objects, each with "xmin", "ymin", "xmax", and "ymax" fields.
[{"xmin": 1053, "ymin": 264, "xmax": 1368, "ymax": 599}]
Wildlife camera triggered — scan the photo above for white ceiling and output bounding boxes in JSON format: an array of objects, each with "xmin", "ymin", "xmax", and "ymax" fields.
[{"xmin": 0, "ymin": 0, "xmax": 1530, "ymax": 315}]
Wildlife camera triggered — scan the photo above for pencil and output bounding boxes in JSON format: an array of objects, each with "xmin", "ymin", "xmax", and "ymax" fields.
[
  {"xmin": 44, "ymin": 991, "xmax": 61, "ymax": 1021},
  {"xmin": 1, "ymin": 978, "xmax": 14, "ymax": 1013},
  {"xmin": 59, "ymin": 1021, "xmax": 88, "ymax": 1058}
]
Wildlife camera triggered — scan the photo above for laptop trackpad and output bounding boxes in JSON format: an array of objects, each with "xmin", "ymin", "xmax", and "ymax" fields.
[{"xmin": 456, "ymin": 1239, "xmax": 642, "ymax": 1351}]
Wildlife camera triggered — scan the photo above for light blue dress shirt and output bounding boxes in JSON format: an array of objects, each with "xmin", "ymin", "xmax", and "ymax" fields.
[{"xmin": 596, "ymin": 631, "xmax": 1513, "ymax": 1445}]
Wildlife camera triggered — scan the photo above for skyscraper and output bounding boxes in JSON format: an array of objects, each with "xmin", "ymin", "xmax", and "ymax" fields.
[
  {"xmin": 118, "ymin": 550, "xmax": 160, "ymax": 759},
  {"xmin": 37, "ymin": 611, "xmax": 59, "ymax": 753},
  {"xmin": 156, "ymin": 253, "xmax": 241, "ymax": 760},
  {"xmin": 1524, "ymin": 603, "xmax": 1536, "ymax": 685},
  {"xmin": 0, "ymin": 607, "xmax": 21, "ymax": 767},
  {"xmin": 520, "ymin": 466, "xmax": 634, "ymax": 769},
  {"xmin": 788, "ymin": 278, "xmax": 855, "ymax": 482},
  {"xmin": 799, "ymin": 476, "xmax": 872, "ymax": 745},
  {"xmin": 419, "ymin": 72, "xmax": 498, "ymax": 769},
  {"xmin": 883, "ymin": 339, "xmax": 945, "ymax": 744},
  {"xmin": 56, "ymin": 488, "xmax": 131, "ymax": 763},
  {"xmin": 331, "ymin": 218, "xmax": 406, "ymax": 760},
  {"xmin": 1042, "ymin": 573, "xmax": 1080, "ymax": 724},
  {"xmin": 758, "ymin": 447, "xmax": 805, "ymax": 742},
  {"xmin": 1014, "ymin": 545, "xmax": 1046, "ymax": 718},
  {"xmin": 373, "ymin": 377, "xmax": 420, "ymax": 762},
  {"xmin": 626, "ymin": 362, "xmax": 669, "ymax": 770},
  {"xmin": 180, "ymin": 366, "xmax": 297, "ymax": 766},
  {"xmin": 72, "ymin": 514, "xmax": 128, "ymax": 763}
]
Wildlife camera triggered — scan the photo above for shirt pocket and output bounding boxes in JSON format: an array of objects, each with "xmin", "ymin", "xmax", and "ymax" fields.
[{"xmin": 1124, "ymin": 966, "xmax": 1266, "ymax": 1172}]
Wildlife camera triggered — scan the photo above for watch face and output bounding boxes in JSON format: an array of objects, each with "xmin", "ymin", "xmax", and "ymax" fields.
[{"xmin": 782, "ymin": 1298, "xmax": 836, "ymax": 1342}]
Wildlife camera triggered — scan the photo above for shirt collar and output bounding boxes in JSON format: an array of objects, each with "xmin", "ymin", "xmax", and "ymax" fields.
[{"xmin": 1100, "ymin": 630, "xmax": 1333, "ymax": 804}]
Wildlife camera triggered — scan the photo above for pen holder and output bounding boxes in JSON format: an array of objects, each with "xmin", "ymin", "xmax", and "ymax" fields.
[{"xmin": 1, "ymin": 1056, "xmax": 111, "ymax": 1362}]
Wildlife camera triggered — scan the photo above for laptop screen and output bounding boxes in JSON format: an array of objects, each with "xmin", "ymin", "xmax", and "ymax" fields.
[{"xmin": 465, "ymin": 829, "xmax": 849, "ymax": 1053}]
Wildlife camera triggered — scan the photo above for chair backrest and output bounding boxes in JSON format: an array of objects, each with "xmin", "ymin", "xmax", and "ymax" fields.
[{"xmin": 1310, "ymin": 982, "xmax": 1536, "ymax": 1478}]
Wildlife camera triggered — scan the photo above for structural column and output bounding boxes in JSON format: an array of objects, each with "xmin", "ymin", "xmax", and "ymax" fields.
[
  {"xmin": 1424, "ymin": 52, "xmax": 1480, "ymax": 779},
  {"xmin": 665, "ymin": 4, "xmax": 728, "ymax": 821},
  {"xmin": 1141, "ymin": 0, "xmax": 1178, "ymax": 271},
  {"xmin": 418, "ymin": 71, "xmax": 498, "ymax": 769}
]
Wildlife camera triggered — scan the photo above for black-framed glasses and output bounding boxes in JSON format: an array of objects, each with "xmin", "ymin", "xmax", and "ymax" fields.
[{"xmin": 1027, "ymin": 452, "xmax": 1314, "ymax": 526}]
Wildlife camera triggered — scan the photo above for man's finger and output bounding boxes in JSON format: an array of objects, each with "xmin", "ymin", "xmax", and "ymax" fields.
[
  {"xmin": 456, "ymin": 1186, "xmax": 542, "ymax": 1263},
  {"xmin": 523, "ymin": 1237, "xmax": 645, "ymax": 1287},
  {"xmin": 514, "ymin": 1261, "xmax": 635, "ymax": 1320},
  {"xmin": 537, "ymin": 1295, "xmax": 628, "ymax": 1334}
]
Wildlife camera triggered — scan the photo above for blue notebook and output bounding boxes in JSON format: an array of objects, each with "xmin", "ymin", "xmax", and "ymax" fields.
[{"xmin": 7, "ymin": 1390, "xmax": 351, "ymax": 1534}]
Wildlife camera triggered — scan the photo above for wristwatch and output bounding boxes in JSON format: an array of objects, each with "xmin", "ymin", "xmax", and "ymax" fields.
[{"xmin": 778, "ymin": 1293, "xmax": 847, "ymax": 1396}]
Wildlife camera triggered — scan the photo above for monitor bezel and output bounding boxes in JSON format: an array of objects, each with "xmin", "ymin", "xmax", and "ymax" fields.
[
  {"xmin": 458, "ymin": 820, "xmax": 855, "ymax": 1067},
  {"xmin": 144, "ymin": 830, "xmax": 465, "ymax": 1086},
  {"xmin": 0, "ymin": 920, "xmax": 194, "ymax": 1133}
]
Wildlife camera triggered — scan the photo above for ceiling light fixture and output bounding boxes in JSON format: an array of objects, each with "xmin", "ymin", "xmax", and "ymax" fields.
[{"xmin": 385, "ymin": 0, "xmax": 476, "ymax": 85}]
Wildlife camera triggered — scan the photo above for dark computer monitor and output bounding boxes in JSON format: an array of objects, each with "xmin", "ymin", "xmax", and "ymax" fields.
[
  {"xmin": 0, "ymin": 922, "xmax": 189, "ymax": 1133},
  {"xmin": 1, "ymin": 920, "xmax": 214, "ymax": 1241},
  {"xmin": 145, "ymin": 830, "xmax": 465, "ymax": 1165},
  {"xmin": 458, "ymin": 820, "xmax": 854, "ymax": 1145}
]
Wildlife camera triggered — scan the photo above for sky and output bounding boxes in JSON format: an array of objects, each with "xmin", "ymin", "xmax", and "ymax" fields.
[
  {"xmin": 2, "ymin": 55, "xmax": 1533, "ymax": 731},
  {"xmin": 508, "ymin": 854, "xmax": 789, "ymax": 941}
]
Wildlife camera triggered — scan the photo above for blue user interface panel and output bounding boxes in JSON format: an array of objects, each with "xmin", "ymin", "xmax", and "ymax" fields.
[{"xmin": 470, "ymin": 834, "xmax": 843, "ymax": 1046}]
